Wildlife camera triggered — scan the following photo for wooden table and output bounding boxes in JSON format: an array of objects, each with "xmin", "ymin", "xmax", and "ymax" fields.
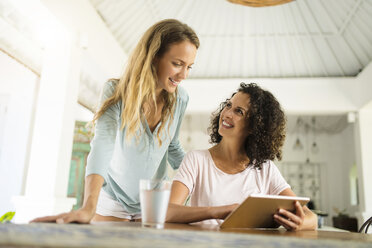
[{"xmin": 0, "ymin": 221, "xmax": 371, "ymax": 247}]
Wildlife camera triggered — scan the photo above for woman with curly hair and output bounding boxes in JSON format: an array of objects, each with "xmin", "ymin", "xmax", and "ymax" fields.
[{"xmin": 166, "ymin": 83, "xmax": 317, "ymax": 231}]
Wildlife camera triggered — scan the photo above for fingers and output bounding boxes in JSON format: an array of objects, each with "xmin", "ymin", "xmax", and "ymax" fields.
[
  {"xmin": 56, "ymin": 217, "xmax": 65, "ymax": 224},
  {"xmin": 295, "ymin": 201, "xmax": 305, "ymax": 219},
  {"xmin": 30, "ymin": 209, "xmax": 93, "ymax": 224},
  {"xmin": 30, "ymin": 212, "xmax": 80, "ymax": 224},
  {"xmin": 280, "ymin": 208, "xmax": 302, "ymax": 224},
  {"xmin": 231, "ymin": 203, "xmax": 239, "ymax": 210},
  {"xmin": 30, "ymin": 213, "xmax": 68, "ymax": 223},
  {"xmin": 274, "ymin": 213, "xmax": 298, "ymax": 231},
  {"xmin": 30, "ymin": 216, "xmax": 54, "ymax": 223},
  {"xmin": 274, "ymin": 202, "xmax": 305, "ymax": 231},
  {"xmin": 218, "ymin": 204, "xmax": 240, "ymax": 219},
  {"xmin": 274, "ymin": 217, "xmax": 291, "ymax": 230}
]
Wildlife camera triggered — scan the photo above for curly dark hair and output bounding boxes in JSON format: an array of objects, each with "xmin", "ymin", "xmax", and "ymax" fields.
[{"xmin": 208, "ymin": 83, "xmax": 286, "ymax": 169}]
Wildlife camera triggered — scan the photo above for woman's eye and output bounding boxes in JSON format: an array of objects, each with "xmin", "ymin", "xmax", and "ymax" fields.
[
  {"xmin": 236, "ymin": 109, "xmax": 243, "ymax": 115},
  {"xmin": 172, "ymin": 62, "xmax": 182, "ymax": 67},
  {"xmin": 187, "ymin": 66, "xmax": 193, "ymax": 70}
]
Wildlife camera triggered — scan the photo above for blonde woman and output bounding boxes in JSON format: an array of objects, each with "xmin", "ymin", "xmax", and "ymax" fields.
[{"xmin": 32, "ymin": 19, "xmax": 199, "ymax": 223}]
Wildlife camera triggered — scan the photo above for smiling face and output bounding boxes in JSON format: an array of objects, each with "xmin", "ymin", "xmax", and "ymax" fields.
[
  {"xmin": 155, "ymin": 40, "xmax": 197, "ymax": 94},
  {"xmin": 218, "ymin": 92, "xmax": 251, "ymax": 140}
]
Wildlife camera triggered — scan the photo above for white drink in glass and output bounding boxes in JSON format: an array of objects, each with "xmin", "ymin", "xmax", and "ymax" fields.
[{"xmin": 139, "ymin": 180, "xmax": 171, "ymax": 228}]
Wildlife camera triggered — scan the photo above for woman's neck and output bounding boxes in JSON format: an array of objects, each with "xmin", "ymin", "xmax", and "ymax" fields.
[{"xmin": 209, "ymin": 139, "xmax": 250, "ymax": 173}]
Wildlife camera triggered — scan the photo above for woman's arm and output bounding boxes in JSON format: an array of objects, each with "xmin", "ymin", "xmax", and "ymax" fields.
[
  {"xmin": 167, "ymin": 88, "xmax": 188, "ymax": 170},
  {"xmin": 274, "ymin": 188, "xmax": 318, "ymax": 231},
  {"xmin": 31, "ymin": 174, "xmax": 104, "ymax": 224},
  {"xmin": 166, "ymin": 181, "xmax": 238, "ymax": 223}
]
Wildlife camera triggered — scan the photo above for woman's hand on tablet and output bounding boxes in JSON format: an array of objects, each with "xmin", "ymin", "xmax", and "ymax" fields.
[
  {"xmin": 277, "ymin": 188, "xmax": 317, "ymax": 231},
  {"xmin": 273, "ymin": 201, "xmax": 305, "ymax": 231},
  {"xmin": 213, "ymin": 203, "xmax": 239, "ymax": 220}
]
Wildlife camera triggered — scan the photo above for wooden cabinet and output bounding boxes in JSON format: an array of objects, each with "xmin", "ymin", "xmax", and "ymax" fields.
[
  {"xmin": 332, "ymin": 216, "xmax": 358, "ymax": 232},
  {"xmin": 67, "ymin": 121, "xmax": 93, "ymax": 210}
]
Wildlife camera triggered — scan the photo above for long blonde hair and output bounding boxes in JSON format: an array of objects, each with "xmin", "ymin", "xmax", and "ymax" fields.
[{"xmin": 93, "ymin": 19, "xmax": 199, "ymax": 145}]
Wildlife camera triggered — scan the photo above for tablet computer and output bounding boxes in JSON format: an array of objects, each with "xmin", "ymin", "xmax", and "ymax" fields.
[{"xmin": 220, "ymin": 194, "xmax": 310, "ymax": 229}]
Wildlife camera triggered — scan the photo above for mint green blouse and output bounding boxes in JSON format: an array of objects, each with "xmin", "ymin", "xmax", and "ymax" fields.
[{"xmin": 86, "ymin": 80, "xmax": 188, "ymax": 214}]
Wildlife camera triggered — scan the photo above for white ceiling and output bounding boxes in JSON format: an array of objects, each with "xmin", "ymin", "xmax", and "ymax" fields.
[
  {"xmin": 1, "ymin": 0, "xmax": 371, "ymax": 113},
  {"xmin": 89, "ymin": 0, "xmax": 372, "ymax": 78}
]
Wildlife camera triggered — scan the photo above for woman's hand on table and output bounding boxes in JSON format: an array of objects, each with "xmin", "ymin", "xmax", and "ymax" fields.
[
  {"xmin": 273, "ymin": 201, "xmax": 305, "ymax": 231},
  {"xmin": 30, "ymin": 207, "xmax": 95, "ymax": 224}
]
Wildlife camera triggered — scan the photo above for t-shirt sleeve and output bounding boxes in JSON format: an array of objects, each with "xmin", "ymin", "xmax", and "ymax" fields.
[
  {"xmin": 85, "ymin": 80, "xmax": 120, "ymax": 178},
  {"xmin": 172, "ymin": 151, "xmax": 198, "ymax": 196},
  {"xmin": 267, "ymin": 161, "xmax": 291, "ymax": 195}
]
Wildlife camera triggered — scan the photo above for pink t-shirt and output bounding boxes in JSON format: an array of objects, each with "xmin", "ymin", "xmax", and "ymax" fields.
[{"xmin": 173, "ymin": 149, "xmax": 290, "ymax": 225}]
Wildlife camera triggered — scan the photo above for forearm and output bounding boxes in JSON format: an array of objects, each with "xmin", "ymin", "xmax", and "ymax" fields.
[
  {"xmin": 166, "ymin": 203, "xmax": 228, "ymax": 224},
  {"xmin": 81, "ymin": 174, "xmax": 105, "ymax": 214}
]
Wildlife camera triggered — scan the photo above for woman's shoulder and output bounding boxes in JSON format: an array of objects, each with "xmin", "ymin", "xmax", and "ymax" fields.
[
  {"xmin": 103, "ymin": 79, "xmax": 119, "ymax": 93},
  {"xmin": 98, "ymin": 79, "xmax": 120, "ymax": 110},
  {"xmin": 99, "ymin": 79, "xmax": 119, "ymax": 100},
  {"xmin": 258, "ymin": 160, "xmax": 281, "ymax": 174},
  {"xmin": 184, "ymin": 149, "xmax": 210, "ymax": 161},
  {"xmin": 181, "ymin": 150, "xmax": 211, "ymax": 172}
]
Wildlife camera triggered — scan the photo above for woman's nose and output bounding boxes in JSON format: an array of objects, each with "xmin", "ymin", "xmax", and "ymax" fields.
[
  {"xmin": 178, "ymin": 67, "xmax": 188, "ymax": 80},
  {"xmin": 224, "ymin": 108, "xmax": 233, "ymax": 118}
]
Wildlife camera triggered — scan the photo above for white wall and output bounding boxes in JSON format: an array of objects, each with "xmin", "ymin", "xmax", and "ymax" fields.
[
  {"xmin": 282, "ymin": 121, "xmax": 356, "ymax": 225},
  {"xmin": 182, "ymin": 61, "xmax": 372, "ymax": 115},
  {"xmin": 182, "ymin": 77, "xmax": 358, "ymax": 115},
  {"xmin": 178, "ymin": 114, "xmax": 211, "ymax": 152},
  {"xmin": 338, "ymin": 124, "xmax": 359, "ymax": 217},
  {"xmin": 75, "ymin": 103, "xmax": 93, "ymax": 122},
  {"xmin": 357, "ymin": 62, "xmax": 372, "ymax": 108},
  {"xmin": 0, "ymin": 51, "xmax": 38, "ymax": 215},
  {"xmin": 41, "ymin": 0, "xmax": 127, "ymax": 104},
  {"xmin": 354, "ymin": 106, "xmax": 372, "ymax": 227},
  {"xmin": 41, "ymin": 0, "xmax": 126, "ymax": 80}
]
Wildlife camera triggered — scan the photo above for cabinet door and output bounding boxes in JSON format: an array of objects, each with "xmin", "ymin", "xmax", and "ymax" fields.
[{"xmin": 67, "ymin": 121, "xmax": 92, "ymax": 210}]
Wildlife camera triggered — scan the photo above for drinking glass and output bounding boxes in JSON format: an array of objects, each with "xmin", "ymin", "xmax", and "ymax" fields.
[{"xmin": 139, "ymin": 179, "xmax": 172, "ymax": 228}]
